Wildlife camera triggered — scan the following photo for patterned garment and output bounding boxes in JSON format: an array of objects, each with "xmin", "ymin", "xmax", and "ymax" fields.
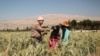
[
  {"xmin": 49, "ymin": 25, "xmax": 60, "ymax": 49},
  {"xmin": 49, "ymin": 34, "xmax": 60, "ymax": 49}
]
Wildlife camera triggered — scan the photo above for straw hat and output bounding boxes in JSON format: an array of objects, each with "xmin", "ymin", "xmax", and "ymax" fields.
[
  {"xmin": 60, "ymin": 21, "xmax": 69, "ymax": 27},
  {"xmin": 37, "ymin": 16, "xmax": 44, "ymax": 20}
]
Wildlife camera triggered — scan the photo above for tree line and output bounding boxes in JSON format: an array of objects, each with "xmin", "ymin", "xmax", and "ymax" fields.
[
  {"xmin": 70, "ymin": 19, "xmax": 100, "ymax": 30},
  {"xmin": 0, "ymin": 26, "xmax": 49, "ymax": 32},
  {"xmin": 0, "ymin": 19, "xmax": 100, "ymax": 32},
  {"xmin": 0, "ymin": 26, "xmax": 31, "ymax": 32}
]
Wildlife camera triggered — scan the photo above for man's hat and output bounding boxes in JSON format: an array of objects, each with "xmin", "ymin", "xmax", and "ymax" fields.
[{"xmin": 37, "ymin": 16, "xmax": 44, "ymax": 20}]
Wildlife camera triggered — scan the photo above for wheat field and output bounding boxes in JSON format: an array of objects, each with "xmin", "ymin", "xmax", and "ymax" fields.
[{"xmin": 0, "ymin": 31, "xmax": 100, "ymax": 56}]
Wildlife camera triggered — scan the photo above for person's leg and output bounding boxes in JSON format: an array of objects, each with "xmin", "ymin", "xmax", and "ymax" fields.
[
  {"xmin": 31, "ymin": 37, "xmax": 39, "ymax": 47},
  {"xmin": 36, "ymin": 37, "xmax": 42, "ymax": 43}
]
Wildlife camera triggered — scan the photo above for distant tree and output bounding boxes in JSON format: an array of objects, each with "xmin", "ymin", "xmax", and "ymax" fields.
[
  {"xmin": 16, "ymin": 27, "xmax": 19, "ymax": 31},
  {"xmin": 70, "ymin": 19, "xmax": 77, "ymax": 29},
  {"xmin": 80, "ymin": 19, "xmax": 92, "ymax": 30},
  {"xmin": 7, "ymin": 28, "xmax": 10, "ymax": 31},
  {"xmin": 92, "ymin": 21, "xmax": 100, "ymax": 30},
  {"xmin": 25, "ymin": 26, "xmax": 30, "ymax": 31},
  {"xmin": 6, "ymin": 28, "xmax": 13, "ymax": 31}
]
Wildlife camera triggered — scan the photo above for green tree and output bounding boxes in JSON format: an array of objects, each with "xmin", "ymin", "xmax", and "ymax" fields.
[
  {"xmin": 70, "ymin": 19, "xmax": 77, "ymax": 29},
  {"xmin": 25, "ymin": 26, "xmax": 30, "ymax": 31},
  {"xmin": 16, "ymin": 27, "xmax": 19, "ymax": 31},
  {"xmin": 92, "ymin": 21, "xmax": 100, "ymax": 30},
  {"xmin": 80, "ymin": 19, "xmax": 92, "ymax": 30}
]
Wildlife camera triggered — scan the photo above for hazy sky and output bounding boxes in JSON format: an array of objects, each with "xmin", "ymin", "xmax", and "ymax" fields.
[{"xmin": 0, "ymin": 0, "xmax": 100, "ymax": 20}]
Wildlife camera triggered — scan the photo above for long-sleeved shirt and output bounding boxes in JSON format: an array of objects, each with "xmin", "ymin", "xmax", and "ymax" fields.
[
  {"xmin": 61, "ymin": 28, "xmax": 70, "ymax": 41},
  {"xmin": 31, "ymin": 24, "xmax": 47, "ymax": 38}
]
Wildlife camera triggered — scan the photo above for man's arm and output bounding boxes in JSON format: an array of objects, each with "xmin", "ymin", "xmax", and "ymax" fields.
[{"xmin": 35, "ymin": 25, "xmax": 45, "ymax": 32}]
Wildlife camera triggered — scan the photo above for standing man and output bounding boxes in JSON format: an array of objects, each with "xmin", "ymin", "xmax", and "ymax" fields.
[{"xmin": 31, "ymin": 16, "xmax": 47, "ymax": 45}]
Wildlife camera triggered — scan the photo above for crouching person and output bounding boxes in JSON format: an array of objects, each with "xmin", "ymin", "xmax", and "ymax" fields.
[
  {"xmin": 60, "ymin": 21, "xmax": 70, "ymax": 46},
  {"xmin": 49, "ymin": 25, "xmax": 60, "ymax": 49},
  {"xmin": 31, "ymin": 16, "xmax": 48, "ymax": 47}
]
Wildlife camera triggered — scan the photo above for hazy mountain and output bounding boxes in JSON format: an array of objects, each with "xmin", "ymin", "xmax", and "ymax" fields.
[{"xmin": 0, "ymin": 14, "xmax": 100, "ymax": 30}]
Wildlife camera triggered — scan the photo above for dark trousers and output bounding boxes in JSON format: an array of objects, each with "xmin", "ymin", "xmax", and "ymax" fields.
[
  {"xmin": 30, "ymin": 37, "xmax": 42, "ymax": 47},
  {"xmin": 31, "ymin": 36, "xmax": 42, "ymax": 43}
]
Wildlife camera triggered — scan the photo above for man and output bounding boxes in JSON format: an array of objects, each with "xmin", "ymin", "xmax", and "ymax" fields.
[{"xmin": 31, "ymin": 16, "xmax": 47, "ymax": 44}]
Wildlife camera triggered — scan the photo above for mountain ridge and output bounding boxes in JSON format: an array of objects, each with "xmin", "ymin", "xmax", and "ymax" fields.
[{"xmin": 0, "ymin": 14, "xmax": 100, "ymax": 30}]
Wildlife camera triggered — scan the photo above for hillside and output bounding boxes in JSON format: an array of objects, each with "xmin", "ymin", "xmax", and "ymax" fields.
[{"xmin": 0, "ymin": 14, "xmax": 100, "ymax": 30}]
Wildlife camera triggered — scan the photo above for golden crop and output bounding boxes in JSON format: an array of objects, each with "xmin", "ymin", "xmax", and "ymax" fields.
[{"xmin": 0, "ymin": 31, "xmax": 99, "ymax": 56}]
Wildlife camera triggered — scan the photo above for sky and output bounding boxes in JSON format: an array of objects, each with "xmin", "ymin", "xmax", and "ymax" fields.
[{"xmin": 0, "ymin": 0, "xmax": 100, "ymax": 20}]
